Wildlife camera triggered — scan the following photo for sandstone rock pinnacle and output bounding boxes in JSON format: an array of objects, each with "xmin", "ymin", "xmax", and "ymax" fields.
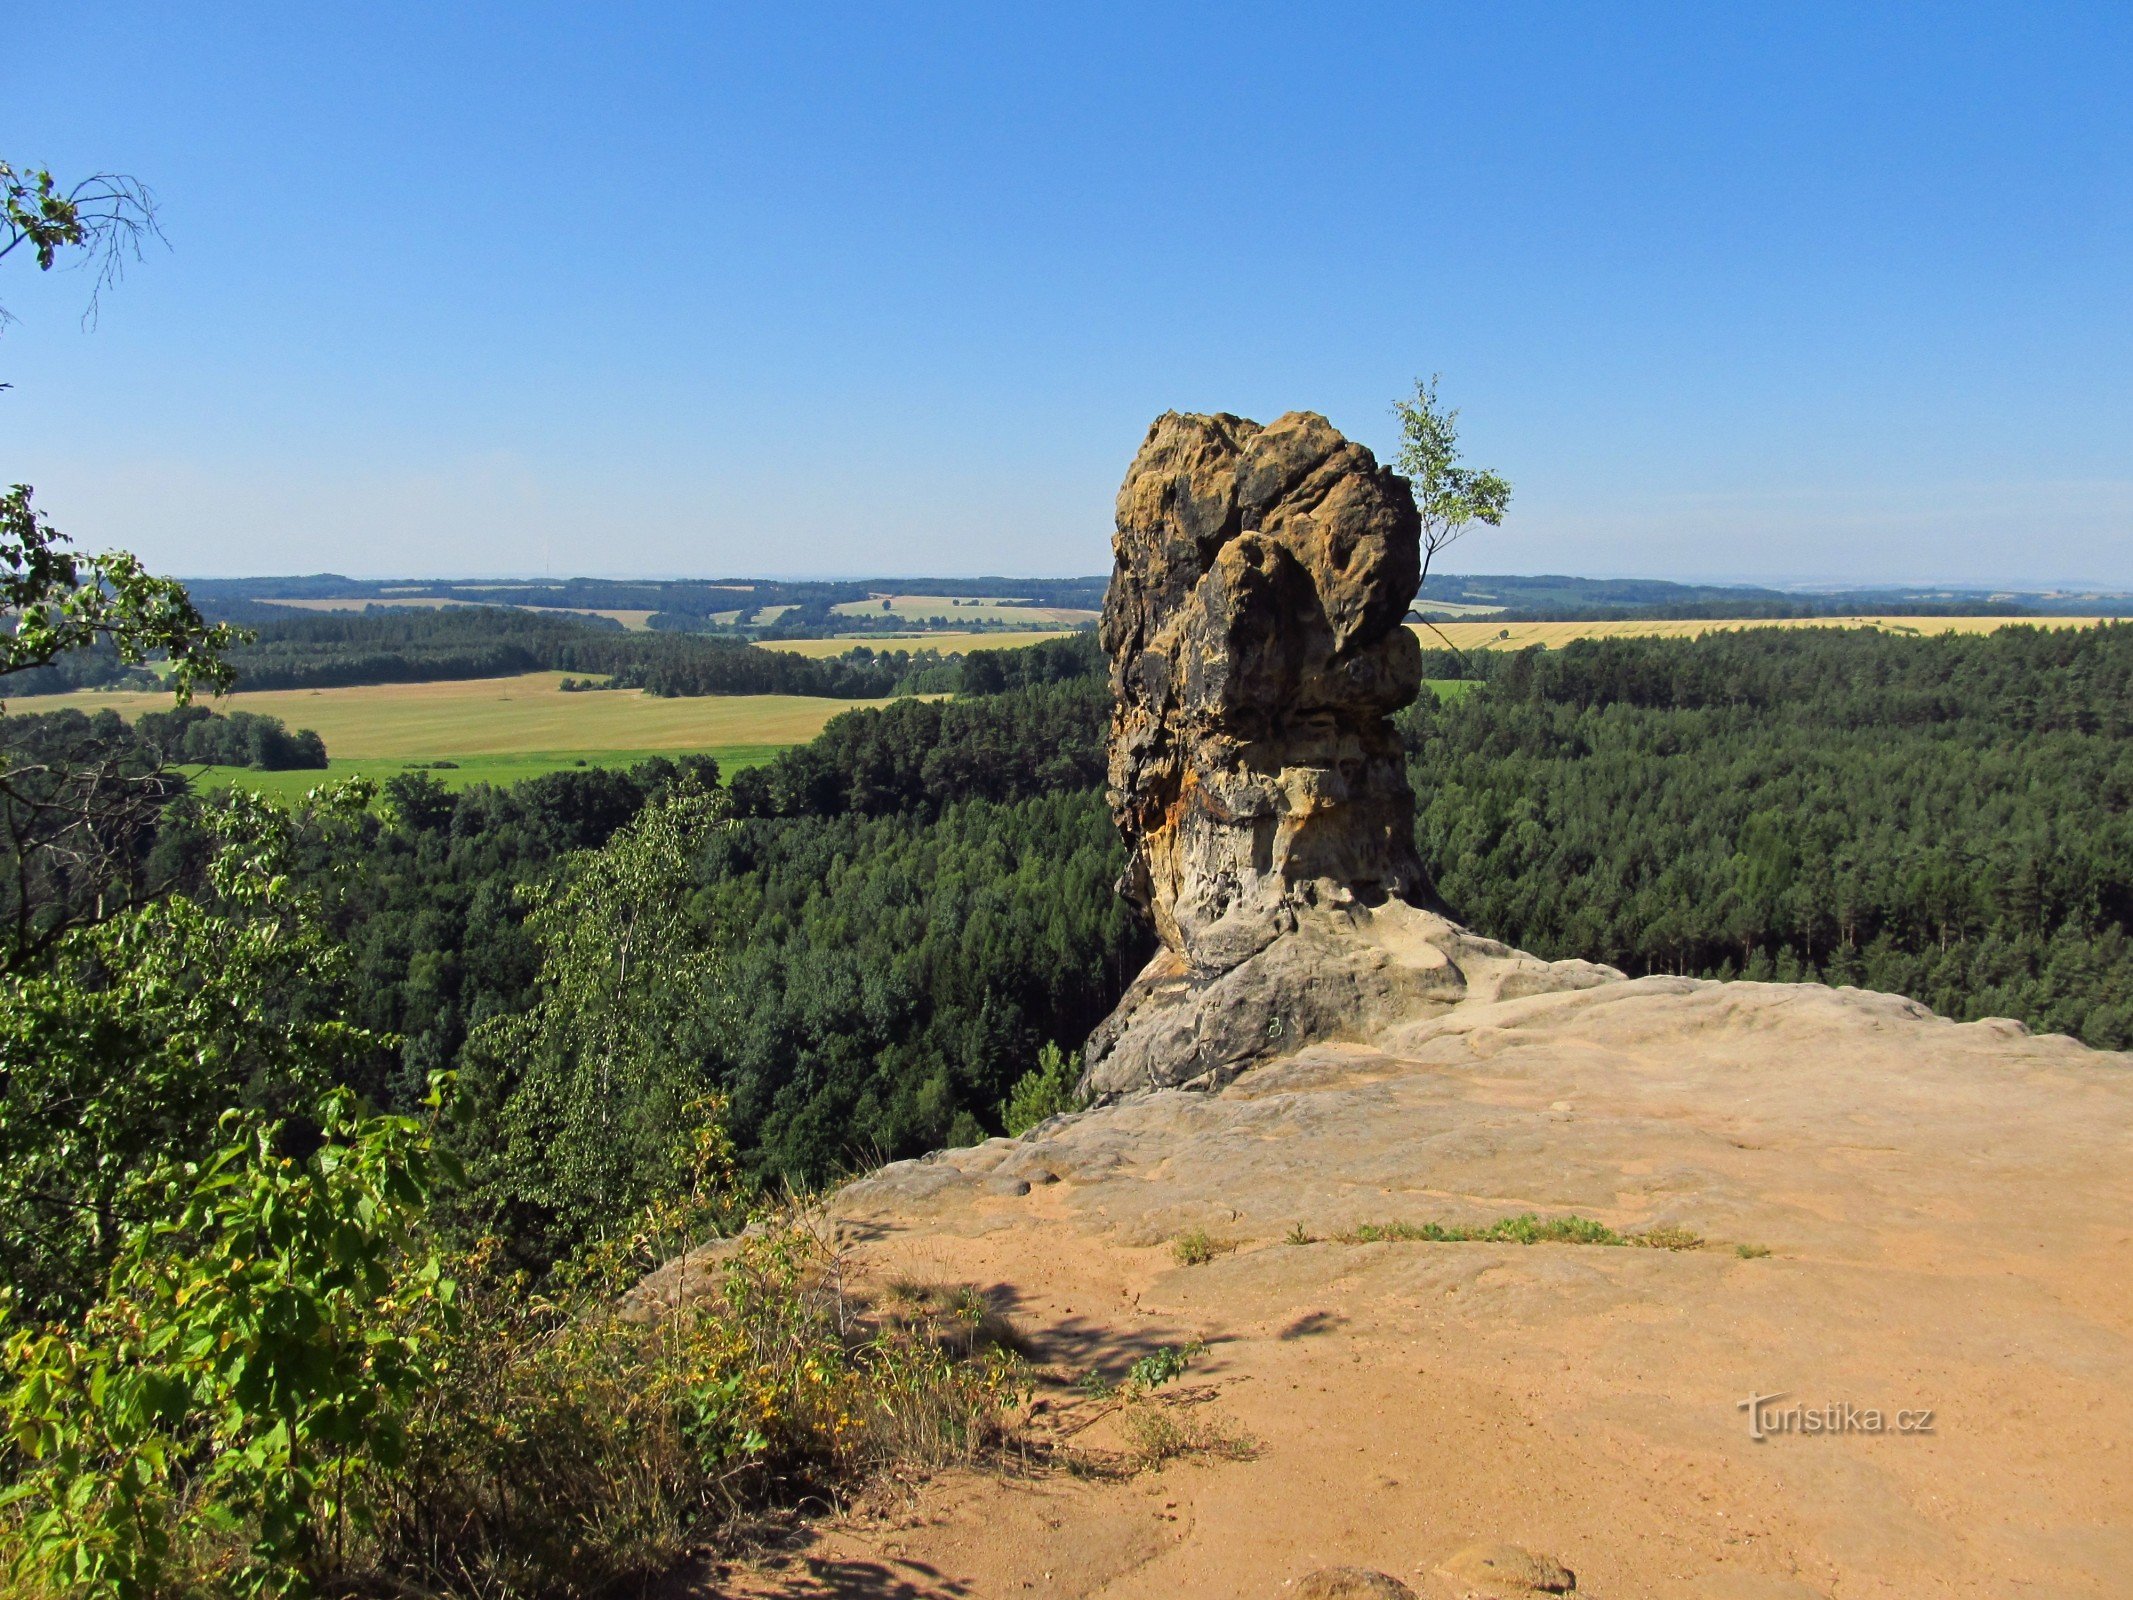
[
  {"xmin": 1102, "ymin": 410, "xmax": 1432, "ymax": 952},
  {"xmin": 1081, "ymin": 410, "xmax": 1617, "ymax": 1096}
]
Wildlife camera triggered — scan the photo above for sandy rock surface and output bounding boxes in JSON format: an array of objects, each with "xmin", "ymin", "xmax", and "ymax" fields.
[{"xmin": 692, "ymin": 973, "xmax": 2131, "ymax": 1598}]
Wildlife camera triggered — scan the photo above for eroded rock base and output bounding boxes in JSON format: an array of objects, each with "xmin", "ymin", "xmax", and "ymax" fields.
[{"xmin": 1083, "ymin": 901, "xmax": 1622, "ymax": 1097}]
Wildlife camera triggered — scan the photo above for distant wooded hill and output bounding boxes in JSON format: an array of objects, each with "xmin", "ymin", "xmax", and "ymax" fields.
[
  {"xmin": 179, "ymin": 574, "xmax": 1111, "ymax": 636},
  {"xmin": 175, "ymin": 572, "xmax": 2133, "ymax": 632},
  {"xmin": 2, "ymin": 608, "xmax": 1098, "ymax": 700},
  {"xmin": 1406, "ymin": 573, "xmax": 2133, "ymax": 619}
]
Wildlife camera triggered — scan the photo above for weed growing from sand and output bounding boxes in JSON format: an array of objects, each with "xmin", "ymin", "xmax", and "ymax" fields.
[
  {"xmin": 1285, "ymin": 1221, "xmax": 1315, "ymax": 1245},
  {"xmin": 1121, "ymin": 1404, "xmax": 1257, "ymax": 1469},
  {"xmin": 1735, "ymin": 1242, "xmax": 1773, "ymax": 1259},
  {"xmin": 1056, "ymin": 1344, "xmax": 1252, "ymax": 1478},
  {"xmin": 1336, "ymin": 1213, "xmax": 1704, "ymax": 1250},
  {"xmin": 1127, "ymin": 1341, "xmax": 1205, "ymax": 1390},
  {"xmin": 1171, "ymin": 1228, "xmax": 1235, "ymax": 1266},
  {"xmin": 1070, "ymin": 1340, "xmax": 1205, "ymax": 1402}
]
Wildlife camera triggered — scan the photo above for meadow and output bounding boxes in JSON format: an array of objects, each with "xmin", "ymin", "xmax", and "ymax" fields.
[
  {"xmin": 26, "ymin": 671, "xmax": 895, "ymax": 792},
  {"xmin": 1412, "ymin": 614, "xmax": 2109, "ymax": 651}
]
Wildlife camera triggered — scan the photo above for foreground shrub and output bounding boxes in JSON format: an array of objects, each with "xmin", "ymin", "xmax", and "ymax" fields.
[
  {"xmin": 377, "ymin": 1218, "xmax": 1028, "ymax": 1598},
  {"xmin": 3, "ymin": 1134, "xmax": 1027, "ymax": 1600},
  {"xmin": 1000, "ymin": 1042, "xmax": 1087, "ymax": 1137},
  {"xmin": 0, "ymin": 1087, "xmax": 455, "ymax": 1599}
]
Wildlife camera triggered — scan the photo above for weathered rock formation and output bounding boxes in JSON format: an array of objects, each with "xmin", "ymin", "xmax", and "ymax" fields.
[
  {"xmin": 1102, "ymin": 410, "xmax": 1431, "ymax": 947},
  {"xmin": 1083, "ymin": 410, "xmax": 1615, "ymax": 1095}
]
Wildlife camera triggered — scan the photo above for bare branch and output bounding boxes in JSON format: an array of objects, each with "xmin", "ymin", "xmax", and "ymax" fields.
[
  {"xmin": 0, "ymin": 161, "xmax": 165, "ymax": 333},
  {"xmin": 61, "ymin": 172, "xmax": 166, "ymax": 329}
]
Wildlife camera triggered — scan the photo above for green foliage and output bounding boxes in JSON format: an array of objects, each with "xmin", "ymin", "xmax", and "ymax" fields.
[
  {"xmin": 0, "ymin": 783, "xmax": 383, "ymax": 1321},
  {"xmin": 1, "ymin": 161, "xmax": 90, "ymax": 273},
  {"xmin": 0, "ymin": 487, "xmax": 250, "ymax": 970},
  {"xmin": 1392, "ymin": 374, "xmax": 1511, "ymax": 577},
  {"xmin": 133, "ymin": 706, "xmax": 325, "ymax": 771},
  {"xmin": 0, "ymin": 159, "xmax": 159, "ymax": 334},
  {"xmin": 1170, "ymin": 1229, "xmax": 1231, "ymax": 1267},
  {"xmin": 1, "ymin": 487, "xmax": 240, "ymax": 705},
  {"xmin": 462, "ymin": 781, "xmax": 734, "ymax": 1260},
  {"xmin": 725, "ymin": 669, "xmax": 1105, "ymax": 820},
  {"xmin": 0, "ymin": 1085, "xmax": 457, "ymax": 1599},
  {"xmin": 1125, "ymin": 1341, "xmax": 1203, "ymax": 1390},
  {"xmin": 1000, "ymin": 1041, "xmax": 1086, "ymax": 1136},
  {"xmin": 375, "ymin": 1217, "xmax": 1025, "ymax": 1598},
  {"xmin": 707, "ymin": 792, "xmax": 1144, "ymax": 1182}
]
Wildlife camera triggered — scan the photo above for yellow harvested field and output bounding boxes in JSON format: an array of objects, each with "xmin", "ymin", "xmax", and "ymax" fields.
[
  {"xmin": 1410, "ymin": 615, "xmax": 2113, "ymax": 651},
  {"xmin": 830, "ymin": 594, "xmax": 1098, "ymax": 625},
  {"xmin": 1409, "ymin": 599, "xmax": 1508, "ymax": 617},
  {"xmin": 758, "ymin": 630, "xmax": 1074, "ymax": 659},
  {"xmin": 257, "ymin": 597, "xmax": 659, "ymax": 630},
  {"xmin": 23, "ymin": 673, "xmax": 890, "ymax": 758}
]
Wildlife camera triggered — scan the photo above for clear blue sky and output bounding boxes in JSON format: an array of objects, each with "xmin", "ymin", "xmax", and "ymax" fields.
[{"xmin": 5, "ymin": 3, "xmax": 2128, "ymax": 585}]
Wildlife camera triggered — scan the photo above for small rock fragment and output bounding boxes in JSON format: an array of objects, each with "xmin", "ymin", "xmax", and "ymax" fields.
[
  {"xmin": 1292, "ymin": 1567, "xmax": 1417, "ymax": 1600},
  {"xmin": 1435, "ymin": 1542, "xmax": 1576, "ymax": 1594}
]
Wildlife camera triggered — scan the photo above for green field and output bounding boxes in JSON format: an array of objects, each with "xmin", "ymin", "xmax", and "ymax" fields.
[
  {"xmin": 24, "ymin": 672, "xmax": 899, "ymax": 797},
  {"xmin": 27, "ymin": 670, "xmax": 1475, "ymax": 799},
  {"xmin": 186, "ymin": 747, "xmax": 791, "ymax": 800}
]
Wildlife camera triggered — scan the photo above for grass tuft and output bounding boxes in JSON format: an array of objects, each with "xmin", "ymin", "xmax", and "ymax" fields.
[
  {"xmin": 1120, "ymin": 1404, "xmax": 1257, "ymax": 1470},
  {"xmin": 1170, "ymin": 1228, "xmax": 1234, "ymax": 1267},
  {"xmin": 1336, "ymin": 1213, "xmax": 1704, "ymax": 1250}
]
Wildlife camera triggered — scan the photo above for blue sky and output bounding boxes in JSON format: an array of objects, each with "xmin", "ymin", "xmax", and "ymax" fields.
[{"xmin": 4, "ymin": 3, "xmax": 2128, "ymax": 584}]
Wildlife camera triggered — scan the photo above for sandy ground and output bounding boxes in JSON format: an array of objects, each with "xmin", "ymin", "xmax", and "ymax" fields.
[{"xmin": 660, "ymin": 976, "xmax": 2131, "ymax": 1599}]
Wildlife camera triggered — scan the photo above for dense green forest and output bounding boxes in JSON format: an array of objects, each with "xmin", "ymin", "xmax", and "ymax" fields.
[
  {"xmin": 214, "ymin": 608, "xmax": 967, "ymax": 696},
  {"xmin": 1407, "ymin": 624, "xmax": 2133, "ymax": 1047},
  {"xmin": 0, "ymin": 704, "xmax": 326, "ymax": 775},
  {"xmin": 18, "ymin": 621, "xmax": 2130, "ymax": 1216},
  {"xmin": 297, "ymin": 660, "xmax": 1131, "ymax": 1228}
]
